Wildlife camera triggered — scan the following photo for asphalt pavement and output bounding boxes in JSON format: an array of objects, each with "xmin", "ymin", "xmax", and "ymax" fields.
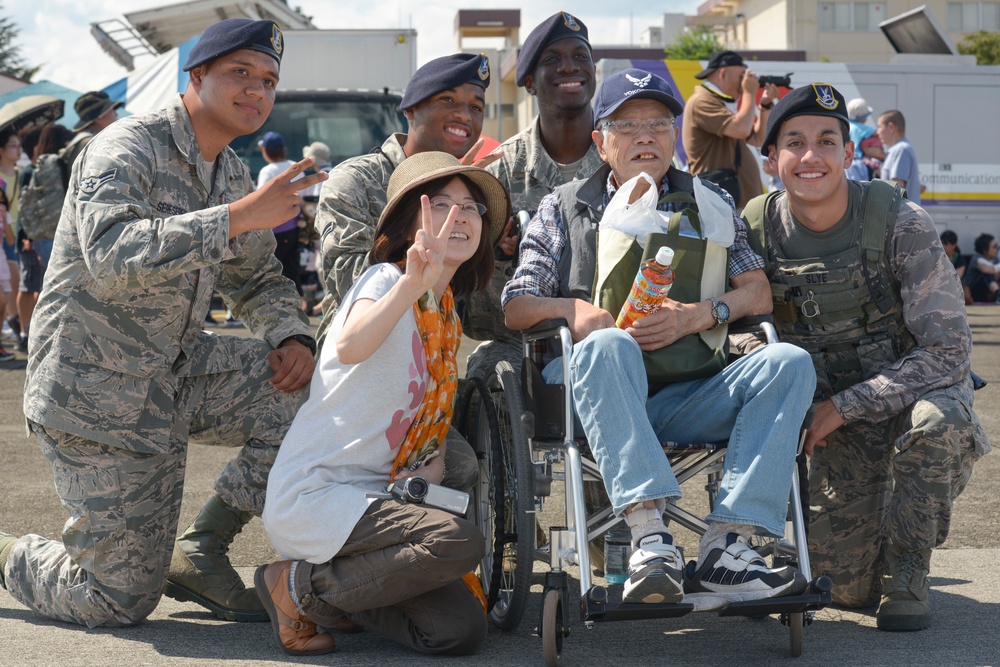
[{"xmin": 1, "ymin": 307, "xmax": 999, "ymax": 667}]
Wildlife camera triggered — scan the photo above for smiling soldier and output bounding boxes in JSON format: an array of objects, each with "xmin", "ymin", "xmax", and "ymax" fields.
[{"xmin": 1, "ymin": 17, "xmax": 327, "ymax": 627}]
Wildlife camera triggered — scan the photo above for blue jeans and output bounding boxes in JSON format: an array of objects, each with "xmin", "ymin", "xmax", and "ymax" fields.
[{"xmin": 543, "ymin": 328, "xmax": 816, "ymax": 537}]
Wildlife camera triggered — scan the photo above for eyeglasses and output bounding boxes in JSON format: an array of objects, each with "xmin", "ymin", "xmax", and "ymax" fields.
[
  {"xmin": 601, "ymin": 117, "xmax": 676, "ymax": 135},
  {"xmin": 429, "ymin": 197, "xmax": 487, "ymax": 217}
]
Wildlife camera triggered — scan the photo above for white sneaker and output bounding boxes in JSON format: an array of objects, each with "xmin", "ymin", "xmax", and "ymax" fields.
[
  {"xmin": 622, "ymin": 532, "xmax": 685, "ymax": 604},
  {"xmin": 684, "ymin": 533, "xmax": 807, "ymax": 611}
]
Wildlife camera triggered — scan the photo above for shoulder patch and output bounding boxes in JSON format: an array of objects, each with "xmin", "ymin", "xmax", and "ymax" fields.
[{"xmin": 80, "ymin": 168, "xmax": 117, "ymax": 194}]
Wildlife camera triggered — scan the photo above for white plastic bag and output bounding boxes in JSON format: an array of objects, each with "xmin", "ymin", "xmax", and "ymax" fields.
[
  {"xmin": 692, "ymin": 176, "xmax": 736, "ymax": 248},
  {"xmin": 599, "ymin": 173, "xmax": 668, "ymax": 249}
]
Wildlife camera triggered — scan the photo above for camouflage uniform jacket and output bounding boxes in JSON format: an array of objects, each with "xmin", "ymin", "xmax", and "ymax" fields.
[
  {"xmin": 313, "ymin": 133, "xmax": 407, "ymax": 346},
  {"xmin": 752, "ymin": 182, "xmax": 973, "ymax": 425},
  {"xmin": 24, "ymin": 94, "xmax": 312, "ymax": 454},
  {"xmin": 462, "ymin": 116, "xmax": 604, "ymax": 343}
]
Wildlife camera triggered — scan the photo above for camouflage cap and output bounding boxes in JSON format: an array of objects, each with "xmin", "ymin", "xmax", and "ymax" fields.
[{"xmin": 183, "ymin": 18, "xmax": 284, "ymax": 72}]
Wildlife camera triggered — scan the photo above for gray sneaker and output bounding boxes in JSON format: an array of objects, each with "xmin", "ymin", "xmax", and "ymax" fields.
[{"xmin": 622, "ymin": 532, "xmax": 685, "ymax": 604}]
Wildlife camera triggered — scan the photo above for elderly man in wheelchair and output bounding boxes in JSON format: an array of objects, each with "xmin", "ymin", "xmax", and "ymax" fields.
[{"xmin": 500, "ymin": 68, "xmax": 818, "ymax": 612}]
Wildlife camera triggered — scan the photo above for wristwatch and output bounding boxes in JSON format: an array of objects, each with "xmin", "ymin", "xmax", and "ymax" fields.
[
  {"xmin": 710, "ymin": 297, "xmax": 730, "ymax": 330},
  {"xmin": 760, "ymin": 100, "xmax": 775, "ymax": 110},
  {"xmin": 282, "ymin": 334, "xmax": 317, "ymax": 356}
]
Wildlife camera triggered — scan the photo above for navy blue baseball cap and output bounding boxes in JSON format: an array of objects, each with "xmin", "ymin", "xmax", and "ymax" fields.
[
  {"xmin": 183, "ymin": 18, "xmax": 284, "ymax": 71},
  {"xmin": 593, "ymin": 68, "xmax": 684, "ymax": 126},
  {"xmin": 515, "ymin": 11, "xmax": 590, "ymax": 87},
  {"xmin": 399, "ymin": 53, "xmax": 491, "ymax": 111},
  {"xmin": 257, "ymin": 131, "xmax": 284, "ymax": 152},
  {"xmin": 760, "ymin": 82, "xmax": 848, "ymax": 156}
]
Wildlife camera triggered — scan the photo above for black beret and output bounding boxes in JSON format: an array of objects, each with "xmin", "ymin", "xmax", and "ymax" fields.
[
  {"xmin": 399, "ymin": 53, "xmax": 490, "ymax": 110},
  {"xmin": 183, "ymin": 18, "xmax": 284, "ymax": 71},
  {"xmin": 760, "ymin": 83, "xmax": 848, "ymax": 156},
  {"xmin": 694, "ymin": 50, "xmax": 745, "ymax": 80},
  {"xmin": 515, "ymin": 11, "xmax": 590, "ymax": 87}
]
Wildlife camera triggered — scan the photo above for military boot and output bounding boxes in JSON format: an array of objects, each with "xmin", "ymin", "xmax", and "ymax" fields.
[
  {"xmin": 0, "ymin": 530, "xmax": 17, "ymax": 590},
  {"xmin": 164, "ymin": 495, "xmax": 267, "ymax": 622},
  {"xmin": 876, "ymin": 544, "xmax": 932, "ymax": 631}
]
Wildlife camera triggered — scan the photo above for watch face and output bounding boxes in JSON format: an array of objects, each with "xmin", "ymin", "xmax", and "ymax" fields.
[{"xmin": 715, "ymin": 300, "xmax": 730, "ymax": 322}]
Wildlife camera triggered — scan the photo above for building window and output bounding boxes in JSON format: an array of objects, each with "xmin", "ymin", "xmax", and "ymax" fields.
[
  {"xmin": 948, "ymin": 3, "xmax": 1000, "ymax": 31},
  {"xmin": 818, "ymin": 2, "xmax": 888, "ymax": 31}
]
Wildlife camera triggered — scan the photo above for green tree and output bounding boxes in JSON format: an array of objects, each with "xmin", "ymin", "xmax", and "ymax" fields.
[
  {"xmin": 0, "ymin": 4, "xmax": 39, "ymax": 81},
  {"xmin": 664, "ymin": 24, "xmax": 722, "ymax": 60},
  {"xmin": 958, "ymin": 30, "xmax": 1000, "ymax": 65}
]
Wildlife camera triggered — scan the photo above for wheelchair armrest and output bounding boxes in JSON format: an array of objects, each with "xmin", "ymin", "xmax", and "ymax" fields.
[
  {"xmin": 727, "ymin": 314, "xmax": 778, "ymax": 345},
  {"xmin": 522, "ymin": 318, "xmax": 570, "ymax": 344}
]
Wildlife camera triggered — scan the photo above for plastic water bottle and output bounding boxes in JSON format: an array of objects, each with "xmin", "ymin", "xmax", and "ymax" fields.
[
  {"xmin": 616, "ymin": 246, "xmax": 676, "ymax": 329},
  {"xmin": 604, "ymin": 522, "xmax": 633, "ymax": 585}
]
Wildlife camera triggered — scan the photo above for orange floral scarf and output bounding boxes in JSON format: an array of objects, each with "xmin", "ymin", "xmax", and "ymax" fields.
[{"xmin": 390, "ymin": 286, "xmax": 462, "ymax": 481}]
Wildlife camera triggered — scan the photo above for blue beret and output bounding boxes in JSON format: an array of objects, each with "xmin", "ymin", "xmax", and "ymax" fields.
[
  {"xmin": 515, "ymin": 11, "xmax": 590, "ymax": 87},
  {"xmin": 183, "ymin": 18, "xmax": 284, "ymax": 71},
  {"xmin": 399, "ymin": 53, "xmax": 490, "ymax": 110},
  {"xmin": 593, "ymin": 69, "xmax": 684, "ymax": 126},
  {"xmin": 761, "ymin": 83, "xmax": 848, "ymax": 156}
]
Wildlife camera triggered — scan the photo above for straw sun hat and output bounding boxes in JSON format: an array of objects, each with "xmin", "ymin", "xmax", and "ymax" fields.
[{"xmin": 375, "ymin": 151, "xmax": 511, "ymax": 246}]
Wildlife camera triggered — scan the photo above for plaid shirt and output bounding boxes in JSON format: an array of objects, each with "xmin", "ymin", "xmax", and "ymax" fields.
[{"xmin": 502, "ymin": 170, "xmax": 765, "ymax": 306}]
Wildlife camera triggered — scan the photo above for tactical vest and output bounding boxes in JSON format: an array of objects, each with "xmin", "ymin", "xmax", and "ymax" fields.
[{"xmin": 743, "ymin": 180, "xmax": 917, "ymax": 398}]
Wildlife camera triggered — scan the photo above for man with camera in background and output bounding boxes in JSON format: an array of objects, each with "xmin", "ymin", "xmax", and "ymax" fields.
[{"xmin": 682, "ymin": 50, "xmax": 779, "ymax": 210}]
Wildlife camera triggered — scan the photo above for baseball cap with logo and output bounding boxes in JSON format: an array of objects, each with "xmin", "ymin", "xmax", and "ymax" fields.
[{"xmin": 593, "ymin": 68, "xmax": 684, "ymax": 127}]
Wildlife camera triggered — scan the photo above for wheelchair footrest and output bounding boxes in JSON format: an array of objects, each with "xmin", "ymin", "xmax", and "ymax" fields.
[
  {"xmin": 587, "ymin": 602, "xmax": 695, "ymax": 623},
  {"xmin": 716, "ymin": 578, "xmax": 833, "ymax": 617}
]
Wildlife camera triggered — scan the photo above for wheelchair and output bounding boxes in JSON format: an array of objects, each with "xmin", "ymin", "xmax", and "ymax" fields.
[{"xmin": 455, "ymin": 317, "xmax": 832, "ymax": 666}]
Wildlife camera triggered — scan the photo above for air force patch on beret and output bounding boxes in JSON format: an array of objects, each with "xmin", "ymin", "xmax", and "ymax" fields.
[
  {"xmin": 478, "ymin": 54, "xmax": 490, "ymax": 81},
  {"xmin": 562, "ymin": 12, "xmax": 582, "ymax": 31},
  {"xmin": 812, "ymin": 84, "xmax": 838, "ymax": 110},
  {"xmin": 271, "ymin": 23, "xmax": 283, "ymax": 55},
  {"xmin": 80, "ymin": 168, "xmax": 117, "ymax": 194}
]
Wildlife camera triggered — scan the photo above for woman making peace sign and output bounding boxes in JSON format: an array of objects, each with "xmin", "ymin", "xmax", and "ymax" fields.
[{"xmin": 258, "ymin": 152, "xmax": 510, "ymax": 657}]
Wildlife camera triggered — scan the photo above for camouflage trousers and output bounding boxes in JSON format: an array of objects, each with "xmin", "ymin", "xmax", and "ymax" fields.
[
  {"xmin": 808, "ymin": 376, "xmax": 990, "ymax": 608},
  {"xmin": 5, "ymin": 338, "xmax": 307, "ymax": 627}
]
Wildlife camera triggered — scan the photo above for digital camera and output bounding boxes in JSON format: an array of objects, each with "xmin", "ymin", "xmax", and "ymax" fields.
[
  {"xmin": 387, "ymin": 476, "xmax": 470, "ymax": 516},
  {"xmin": 758, "ymin": 73, "xmax": 793, "ymax": 88}
]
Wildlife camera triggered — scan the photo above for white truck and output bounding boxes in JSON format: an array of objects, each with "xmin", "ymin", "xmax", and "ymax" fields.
[
  {"xmin": 228, "ymin": 29, "xmax": 417, "ymax": 179},
  {"xmin": 598, "ymin": 57, "xmax": 1000, "ymax": 250}
]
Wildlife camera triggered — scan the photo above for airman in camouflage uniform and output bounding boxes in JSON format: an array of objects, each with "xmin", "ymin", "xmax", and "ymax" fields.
[
  {"xmin": 0, "ymin": 19, "xmax": 327, "ymax": 628},
  {"xmin": 478, "ymin": 11, "xmax": 608, "ymax": 563},
  {"xmin": 749, "ymin": 83, "xmax": 991, "ymax": 631},
  {"xmin": 312, "ymin": 54, "xmax": 494, "ymax": 493}
]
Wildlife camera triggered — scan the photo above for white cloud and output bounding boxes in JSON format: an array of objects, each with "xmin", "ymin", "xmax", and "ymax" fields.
[{"xmin": 9, "ymin": 0, "xmax": 702, "ymax": 91}]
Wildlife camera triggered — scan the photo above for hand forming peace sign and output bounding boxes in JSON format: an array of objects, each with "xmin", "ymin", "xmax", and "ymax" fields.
[{"xmin": 404, "ymin": 195, "xmax": 459, "ymax": 293}]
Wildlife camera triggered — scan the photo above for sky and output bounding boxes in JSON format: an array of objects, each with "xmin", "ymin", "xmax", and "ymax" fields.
[{"xmin": 9, "ymin": 0, "xmax": 704, "ymax": 92}]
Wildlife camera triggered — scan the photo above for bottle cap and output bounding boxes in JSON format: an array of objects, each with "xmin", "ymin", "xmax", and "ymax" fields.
[{"xmin": 655, "ymin": 246, "xmax": 675, "ymax": 266}]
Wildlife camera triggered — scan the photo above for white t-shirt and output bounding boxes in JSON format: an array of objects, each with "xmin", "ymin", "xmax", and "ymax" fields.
[
  {"xmin": 263, "ymin": 263, "xmax": 427, "ymax": 563},
  {"xmin": 257, "ymin": 159, "xmax": 296, "ymax": 189}
]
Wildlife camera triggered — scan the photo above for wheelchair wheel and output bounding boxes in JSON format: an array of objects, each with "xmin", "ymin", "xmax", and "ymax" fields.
[
  {"xmin": 788, "ymin": 611, "xmax": 804, "ymax": 657},
  {"xmin": 456, "ymin": 378, "xmax": 506, "ymax": 617},
  {"xmin": 478, "ymin": 360, "xmax": 535, "ymax": 631},
  {"xmin": 541, "ymin": 588, "xmax": 565, "ymax": 667}
]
